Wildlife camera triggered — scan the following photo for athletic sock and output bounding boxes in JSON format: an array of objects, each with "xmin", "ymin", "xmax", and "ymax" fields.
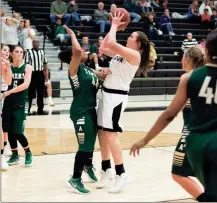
[
  {"xmin": 12, "ymin": 150, "xmax": 18, "ymax": 156},
  {"xmin": 24, "ymin": 147, "xmax": 30, "ymax": 154},
  {"xmin": 102, "ymin": 160, "xmax": 111, "ymax": 172},
  {"xmin": 1, "ymin": 149, "xmax": 3, "ymax": 155},
  {"xmin": 196, "ymin": 193, "xmax": 206, "ymax": 202},
  {"xmin": 4, "ymin": 142, "xmax": 7, "ymax": 147},
  {"xmin": 115, "ymin": 164, "xmax": 125, "ymax": 176},
  {"xmin": 85, "ymin": 151, "xmax": 93, "ymax": 167}
]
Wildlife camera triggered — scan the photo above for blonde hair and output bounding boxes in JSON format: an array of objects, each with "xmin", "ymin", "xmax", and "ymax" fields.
[{"xmin": 184, "ymin": 46, "xmax": 204, "ymax": 68}]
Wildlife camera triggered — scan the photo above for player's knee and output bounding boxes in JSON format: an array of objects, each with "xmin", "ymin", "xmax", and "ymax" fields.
[{"xmin": 171, "ymin": 174, "xmax": 182, "ymax": 183}]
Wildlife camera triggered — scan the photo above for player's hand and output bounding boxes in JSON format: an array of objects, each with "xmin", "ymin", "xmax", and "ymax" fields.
[
  {"xmin": 110, "ymin": 11, "xmax": 126, "ymax": 28},
  {"xmin": 130, "ymin": 138, "xmax": 147, "ymax": 157},
  {"xmin": 101, "ymin": 68, "xmax": 112, "ymax": 76},
  {"xmin": 63, "ymin": 25, "xmax": 75, "ymax": 36},
  {"xmin": 2, "ymin": 91, "xmax": 11, "ymax": 99}
]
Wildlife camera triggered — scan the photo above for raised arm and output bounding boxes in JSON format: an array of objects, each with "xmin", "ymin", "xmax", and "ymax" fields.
[
  {"xmin": 99, "ymin": 32, "xmax": 116, "ymax": 57},
  {"xmin": 106, "ymin": 12, "xmax": 140, "ymax": 66},
  {"xmin": 63, "ymin": 25, "xmax": 82, "ymax": 76},
  {"xmin": 130, "ymin": 73, "xmax": 191, "ymax": 156},
  {"xmin": 1, "ymin": 58, "xmax": 12, "ymax": 85}
]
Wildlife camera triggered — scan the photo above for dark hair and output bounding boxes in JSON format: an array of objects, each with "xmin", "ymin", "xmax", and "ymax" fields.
[
  {"xmin": 58, "ymin": 47, "xmax": 72, "ymax": 64},
  {"xmin": 206, "ymin": 29, "xmax": 217, "ymax": 63},
  {"xmin": 1, "ymin": 43, "xmax": 9, "ymax": 50},
  {"xmin": 11, "ymin": 45, "xmax": 24, "ymax": 52},
  {"xmin": 24, "ymin": 19, "xmax": 31, "ymax": 26},
  {"xmin": 136, "ymin": 31, "xmax": 150, "ymax": 71},
  {"xmin": 184, "ymin": 46, "xmax": 204, "ymax": 68},
  {"xmin": 82, "ymin": 35, "xmax": 89, "ymax": 39}
]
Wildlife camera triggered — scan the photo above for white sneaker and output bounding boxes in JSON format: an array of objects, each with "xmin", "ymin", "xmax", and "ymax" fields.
[
  {"xmin": 4, "ymin": 145, "xmax": 12, "ymax": 156},
  {"xmin": 48, "ymin": 98, "xmax": 55, "ymax": 106},
  {"xmin": 108, "ymin": 173, "xmax": 131, "ymax": 194},
  {"xmin": 96, "ymin": 168, "xmax": 114, "ymax": 189},
  {"xmin": 32, "ymin": 98, "xmax": 36, "ymax": 105},
  {"xmin": 1, "ymin": 155, "xmax": 9, "ymax": 171},
  {"xmin": 158, "ymin": 30, "xmax": 163, "ymax": 35}
]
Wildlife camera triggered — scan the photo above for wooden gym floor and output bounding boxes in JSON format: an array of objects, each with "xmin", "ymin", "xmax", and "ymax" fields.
[{"xmin": 2, "ymin": 111, "xmax": 199, "ymax": 202}]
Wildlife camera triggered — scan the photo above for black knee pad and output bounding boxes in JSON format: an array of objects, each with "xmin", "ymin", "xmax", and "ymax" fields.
[{"xmin": 17, "ymin": 134, "xmax": 29, "ymax": 148}]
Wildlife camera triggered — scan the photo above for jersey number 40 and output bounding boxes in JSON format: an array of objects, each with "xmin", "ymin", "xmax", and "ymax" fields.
[{"xmin": 198, "ymin": 76, "xmax": 217, "ymax": 104}]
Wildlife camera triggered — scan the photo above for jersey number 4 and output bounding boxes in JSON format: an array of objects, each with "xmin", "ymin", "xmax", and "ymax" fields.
[{"xmin": 198, "ymin": 76, "xmax": 217, "ymax": 104}]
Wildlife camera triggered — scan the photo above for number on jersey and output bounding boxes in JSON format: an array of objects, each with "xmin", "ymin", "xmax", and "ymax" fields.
[
  {"xmin": 13, "ymin": 80, "xmax": 18, "ymax": 88},
  {"xmin": 198, "ymin": 76, "xmax": 217, "ymax": 104}
]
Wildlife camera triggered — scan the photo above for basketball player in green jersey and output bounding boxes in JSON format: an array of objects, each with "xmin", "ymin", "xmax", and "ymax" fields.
[
  {"xmin": 58, "ymin": 25, "xmax": 110, "ymax": 194},
  {"xmin": 2, "ymin": 45, "xmax": 33, "ymax": 166},
  {"xmin": 130, "ymin": 30, "xmax": 217, "ymax": 202},
  {"xmin": 171, "ymin": 47, "xmax": 204, "ymax": 200}
]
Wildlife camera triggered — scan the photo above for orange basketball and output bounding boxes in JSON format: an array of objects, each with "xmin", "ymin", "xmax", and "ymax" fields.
[{"xmin": 109, "ymin": 8, "xmax": 130, "ymax": 31}]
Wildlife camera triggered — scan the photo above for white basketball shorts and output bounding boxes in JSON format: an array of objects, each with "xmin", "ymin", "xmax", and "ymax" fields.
[{"xmin": 97, "ymin": 87, "xmax": 128, "ymax": 132}]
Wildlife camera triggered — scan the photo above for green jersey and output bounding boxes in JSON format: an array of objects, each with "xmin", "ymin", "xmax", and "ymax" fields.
[
  {"xmin": 187, "ymin": 65, "xmax": 217, "ymax": 132},
  {"xmin": 182, "ymin": 99, "xmax": 192, "ymax": 126},
  {"xmin": 69, "ymin": 64, "xmax": 99, "ymax": 118},
  {"xmin": 8, "ymin": 63, "xmax": 28, "ymax": 101}
]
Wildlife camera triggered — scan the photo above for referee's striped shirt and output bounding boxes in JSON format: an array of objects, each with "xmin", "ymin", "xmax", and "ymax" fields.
[
  {"xmin": 24, "ymin": 49, "xmax": 48, "ymax": 71},
  {"xmin": 181, "ymin": 39, "xmax": 198, "ymax": 52}
]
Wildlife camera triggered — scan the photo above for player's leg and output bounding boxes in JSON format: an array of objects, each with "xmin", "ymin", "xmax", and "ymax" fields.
[
  {"xmin": 171, "ymin": 131, "xmax": 204, "ymax": 200},
  {"xmin": 3, "ymin": 132, "xmax": 12, "ymax": 156},
  {"xmin": 28, "ymin": 72, "xmax": 36, "ymax": 114},
  {"xmin": 36, "ymin": 71, "xmax": 45, "ymax": 114},
  {"xmin": 11, "ymin": 100, "xmax": 33, "ymax": 166},
  {"xmin": 68, "ymin": 112, "xmax": 98, "ymax": 194},
  {"xmin": 45, "ymin": 80, "xmax": 54, "ymax": 106},
  {"xmin": 96, "ymin": 92, "xmax": 113, "ymax": 189}
]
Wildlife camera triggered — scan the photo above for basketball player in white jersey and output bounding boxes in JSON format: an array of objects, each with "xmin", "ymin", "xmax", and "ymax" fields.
[
  {"xmin": 1, "ymin": 44, "xmax": 12, "ymax": 170},
  {"xmin": 96, "ymin": 12, "xmax": 151, "ymax": 193}
]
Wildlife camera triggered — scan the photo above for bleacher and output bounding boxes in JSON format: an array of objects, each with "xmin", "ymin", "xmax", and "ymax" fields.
[{"xmin": 6, "ymin": 0, "xmax": 210, "ymax": 97}]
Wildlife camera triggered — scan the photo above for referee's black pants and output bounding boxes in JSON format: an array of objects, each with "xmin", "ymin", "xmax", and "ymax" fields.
[{"xmin": 28, "ymin": 71, "xmax": 45, "ymax": 113}]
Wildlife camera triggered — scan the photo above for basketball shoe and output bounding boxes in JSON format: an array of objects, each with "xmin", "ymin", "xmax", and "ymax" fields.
[
  {"xmin": 68, "ymin": 177, "xmax": 89, "ymax": 194},
  {"xmin": 96, "ymin": 168, "xmax": 114, "ymax": 189},
  {"xmin": 84, "ymin": 165, "xmax": 98, "ymax": 182},
  {"xmin": 1, "ymin": 155, "xmax": 9, "ymax": 171},
  {"xmin": 108, "ymin": 173, "xmax": 131, "ymax": 193},
  {"xmin": 7, "ymin": 154, "xmax": 20, "ymax": 165},
  {"xmin": 25, "ymin": 152, "xmax": 33, "ymax": 166}
]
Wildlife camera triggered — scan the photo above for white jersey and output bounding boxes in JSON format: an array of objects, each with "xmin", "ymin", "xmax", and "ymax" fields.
[
  {"xmin": 103, "ymin": 55, "xmax": 139, "ymax": 91},
  {"xmin": 1, "ymin": 77, "xmax": 8, "ymax": 92}
]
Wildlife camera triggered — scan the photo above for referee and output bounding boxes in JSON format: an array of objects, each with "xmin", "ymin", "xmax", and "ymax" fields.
[{"xmin": 24, "ymin": 40, "xmax": 48, "ymax": 115}]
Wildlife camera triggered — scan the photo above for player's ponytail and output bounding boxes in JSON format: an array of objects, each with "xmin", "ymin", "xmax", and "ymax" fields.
[
  {"xmin": 136, "ymin": 31, "xmax": 150, "ymax": 76},
  {"xmin": 205, "ymin": 29, "xmax": 217, "ymax": 64}
]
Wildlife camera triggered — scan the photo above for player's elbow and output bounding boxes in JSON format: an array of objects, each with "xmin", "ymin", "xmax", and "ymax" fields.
[
  {"xmin": 163, "ymin": 109, "xmax": 177, "ymax": 122},
  {"xmin": 73, "ymin": 48, "xmax": 82, "ymax": 56}
]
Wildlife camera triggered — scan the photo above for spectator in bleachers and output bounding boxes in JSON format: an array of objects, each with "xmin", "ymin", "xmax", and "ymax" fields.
[
  {"xmin": 55, "ymin": 19, "xmax": 71, "ymax": 44},
  {"xmin": 68, "ymin": 0, "xmax": 81, "ymax": 26},
  {"xmin": 1, "ymin": 9, "xmax": 5, "ymax": 17},
  {"xmin": 143, "ymin": 14, "xmax": 162, "ymax": 40},
  {"xmin": 80, "ymin": 35, "xmax": 101, "ymax": 70},
  {"xmin": 186, "ymin": 0, "xmax": 201, "ymax": 23},
  {"xmin": 211, "ymin": 8, "xmax": 217, "ymax": 29},
  {"xmin": 50, "ymin": 0, "xmax": 71, "ymax": 26},
  {"xmin": 110, "ymin": 3, "xmax": 117, "ymax": 13},
  {"xmin": 209, "ymin": 0, "xmax": 217, "ymax": 10},
  {"xmin": 12, "ymin": 12, "xmax": 21, "ymax": 20},
  {"xmin": 123, "ymin": 0, "xmax": 142, "ymax": 22},
  {"xmin": 18, "ymin": 21, "xmax": 25, "ymax": 46},
  {"xmin": 94, "ymin": 2, "xmax": 111, "ymax": 33},
  {"xmin": 92, "ymin": 36, "xmax": 110, "ymax": 68},
  {"xmin": 21, "ymin": 19, "xmax": 35, "ymax": 50},
  {"xmin": 181, "ymin": 32, "xmax": 198, "ymax": 53},
  {"xmin": 1, "ymin": 17, "xmax": 20, "ymax": 50},
  {"xmin": 137, "ymin": 0, "xmax": 155, "ymax": 19},
  {"xmin": 199, "ymin": 0, "xmax": 212, "ymax": 15},
  {"xmin": 201, "ymin": 8, "xmax": 212, "ymax": 29},
  {"xmin": 160, "ymin": 8, "xmax": 175, "ymax": 36},
  {"xmin": 146, "ymin": 0, "xmax": 160, "ymax": 8}
]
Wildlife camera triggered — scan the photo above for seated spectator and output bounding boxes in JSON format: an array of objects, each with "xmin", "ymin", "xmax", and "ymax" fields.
[
  {"xmin": 186, "ymin": 0, "xmax": 201, "ymax": 23},
  {"xmin": 211, "ymin": 8, "xmax": 217, "ymax": 29},
  {"xmin": 92, "ymin": 36, "xmax": 110, "ymax": 68},
  {"xmin": 21, "ymin": 19, "xmax": 35, "ymax": 50},
  {"xmin": 201, "ymin": 8, "xmax": 212, "ymax": 29},
  {"xmin": 1, "ymin": 17, "xmax": 20, "ymax": 49},
  {"xmin": 160, "ymin": 8, "xmax": 175, "ymax": 36},
  {"xmin": 12, "ymin": 12, "xmax": 21, "ymax": 20},
  {"xmin": 68, "ymin": 0, "xmax": 80, "ymax": 26},
  {"xmin": 181, "ymin": 32, "xmax": 198, "ymax": 53},
  {"xmin": 80, "ymin": 35, "xmax": 101, "ymax": 70},
  {"xmin": 55, "ymin": 19, "xmax": 71, "ymax": 44},
  {"xmin": 94, "ymin": 2, "xmax": 110, "ymax": 33},
  {"xmin": 50, "ymin": 0, "xmax": 71, "ymax": 26},
  {"xmin": 110, "ymin": 3, "xmax": 117, "ymax": 14},
  {"xmin": 199, "ymin": 0, "xmax": 212, "ymax": 15},
  {"xmin": 137, "ymin": 0, "xmax": 155, "ymax": 19},
  {"xmin": 123, "ymin": 0, "xmax": 142, "ymax": 22},
  {"xmin": 143, "ymin": 14, "xmax": 162, "ymax": 40}
]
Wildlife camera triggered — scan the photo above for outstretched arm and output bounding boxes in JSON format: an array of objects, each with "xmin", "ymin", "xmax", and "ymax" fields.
[
  {"xmin": 130, "ymin": 73, "xmax": 191, "ymax": 157},
  {"xmin": 99, "ymin": 32, "xmax": 116, "ymax": 57}
]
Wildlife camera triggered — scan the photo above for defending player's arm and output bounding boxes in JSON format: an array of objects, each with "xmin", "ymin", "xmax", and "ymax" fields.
[
  {"xmin": 91, "ymin": 68, "xmax": 111, "ymax": 80},
  {"xmin": 2, "ymin": 65, "xmax": 32, "ymax": 99},
  {"xmin": 64, "ymin": 25, "xmax": 82, "ymax": 77},
  {"xmin": 1, "ymin": 58, "xmax": 12, "ymax": 85},
  {"xmin": 130, "ymin": 73, "xmax": 191, "ymax": 157},
  {"xmin": 106, "ymin": 12, "xmax": 140, "ymax": 66}
]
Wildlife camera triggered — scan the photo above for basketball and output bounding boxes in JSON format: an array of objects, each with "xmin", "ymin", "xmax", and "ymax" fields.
[{"xmin": 109, "ymin": 8, "xmax": 130, "ymax": 31}]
